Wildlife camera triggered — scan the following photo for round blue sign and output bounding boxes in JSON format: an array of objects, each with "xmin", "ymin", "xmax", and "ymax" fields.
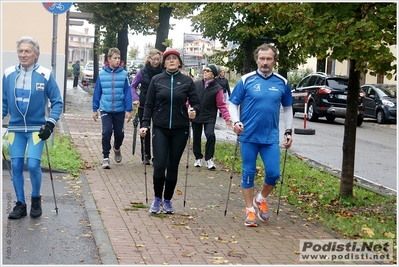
[{"xmin": 42, "ymin": 2, "xmax": 72, "ymax": 14}]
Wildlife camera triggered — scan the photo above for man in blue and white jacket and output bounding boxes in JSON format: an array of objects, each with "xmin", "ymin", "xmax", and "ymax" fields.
[{"xmin": 2, "ymin": 36, "xmax": 63, "ymax": 219}]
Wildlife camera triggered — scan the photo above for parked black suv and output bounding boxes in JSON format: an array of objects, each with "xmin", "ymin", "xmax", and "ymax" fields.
[{"xmin": 291, "ymin": 72, "xmax": 366, "ymax": 126}]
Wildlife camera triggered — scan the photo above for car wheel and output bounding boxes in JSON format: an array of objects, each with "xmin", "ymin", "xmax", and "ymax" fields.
[
  {"xmin": 376, "ymin": 110, "xmax": 386, "ymax": 124},
  {"xmin": 326, "ymin": 116, "xmax": 335, "ymax": 122},
  {"xmin": 307, "ymin": 102, "xmax": 319, "ymax": 122},
  {"xmin": 357, "ymin": 114, "xmax": 364, "ymax": 126}
]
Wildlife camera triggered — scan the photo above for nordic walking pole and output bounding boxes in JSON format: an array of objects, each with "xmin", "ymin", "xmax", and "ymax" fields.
[
  {"xmin": 132, "ymin": 105, "xmax": 139, "ymax": 160},
  {"xmin": 45, "ymin": 140, "xmax": 58, "ymax": 214},
  {"xmin": 143, "ymin": 136, "xmax": 148, "ymax": 204},
  {"xmin": 277, "ymin": 148, "xmax": 288, "ymax": 215},
  {"xmin": 183, "ymin": 120, "xmax": 191, "ymax": 207},
  {"xmin": 224, "ymin": 139, "xmax": 239, "ymax": 216}
]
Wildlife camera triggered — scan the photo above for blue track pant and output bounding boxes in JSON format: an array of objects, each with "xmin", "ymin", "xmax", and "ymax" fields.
[{"xmin": 240, "ymin": 142, "xmax": 280, "ymax": 189}]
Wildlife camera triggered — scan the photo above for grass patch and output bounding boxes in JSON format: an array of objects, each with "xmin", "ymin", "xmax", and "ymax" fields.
[
  {"xmin": 213, "ymin": 141, "xmax": 397, "ymax": 241},
  {"xmin": 124, "ymin": 203, "xmax": 148, "ymax": 211},
  {"xmin": 3, "ymin": 134, "xmax": 84, "ymax": 176}
]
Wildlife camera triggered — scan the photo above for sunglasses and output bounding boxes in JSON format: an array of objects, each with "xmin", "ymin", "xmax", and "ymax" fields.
[{"xmin": 204, "ymin": 69, "xmax": 212, "ymax": 73}]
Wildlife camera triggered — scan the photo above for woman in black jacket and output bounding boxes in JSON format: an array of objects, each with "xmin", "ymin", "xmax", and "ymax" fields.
[
  {"xmin": 140, "ymin": 49, "xmax": 200, "ymax": 214},
  {"xmin": 192, "ymin": 64, "xmax": 232, "ymax": 170}
]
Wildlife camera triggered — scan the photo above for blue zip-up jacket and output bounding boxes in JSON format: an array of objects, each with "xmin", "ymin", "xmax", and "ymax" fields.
[
  {"xmin": 2, "ymin": 63, "xmax": 63, "ymax": 132},
  {"xmin": 92, "ymin": 62, "xmax": 132, "ymax": 113}
]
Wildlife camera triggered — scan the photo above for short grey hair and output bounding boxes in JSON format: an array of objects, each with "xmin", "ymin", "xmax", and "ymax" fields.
[
  {"xmin": 253, "ymin": 43, "xmax": 278, "ymax": 62},
  {"xmin": 17, "ymin": 36, "xmax": 40, "ymax": 58}
]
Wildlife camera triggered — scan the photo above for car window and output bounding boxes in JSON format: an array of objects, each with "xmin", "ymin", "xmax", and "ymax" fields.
[
  {"xmin": 369, "ymin": 88, "xmax": 376, "ymax": 98},
  {"xmin": 307, "ymin": 75, "xmax": 319, "ymax": 86},
  {"xmin": 326, "ymin": 78, "xmax": 348, "ymax": 90},
  {"xmin": 362, "ymin": 86, "xmax": 371, "ymax": 97},
  {"xmin": 315, "ymin": 76, "xmax": 325, "ymax": 85},
  {"xmin": 378, "ymin": 85, "xmax": 397, "ymax": 98},
  {"xmin": 297, "ymin": 76, "xmax": 311, "ymax": 88},
  {"xmin": 86, "ymin": 64, "xmax": 94, "ymax": 71}
]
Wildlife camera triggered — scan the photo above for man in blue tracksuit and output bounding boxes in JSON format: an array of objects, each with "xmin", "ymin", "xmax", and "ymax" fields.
[
  {"xmin": 229, "ymin": 43, "xmax": 293, "ymax": 227},
  {"xmin": 2, "ymin": 36, "xmax": 63, "ymax": 219},
  {"xmin": 92, "ymin": 47, "xmax": 132, "ymax": 169}
]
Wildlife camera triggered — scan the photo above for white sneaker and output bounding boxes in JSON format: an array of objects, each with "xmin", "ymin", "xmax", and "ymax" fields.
[
  {"xmin": 102, "ymin": 158, "xmax": 110, "ymax": 169},
  {"xmin": 206, "ymin": 159, "xmax": 216, "ymax": 170},
  {"xmin": 194, "ymin": 159, "xmax": 202, "ymax": 167}
]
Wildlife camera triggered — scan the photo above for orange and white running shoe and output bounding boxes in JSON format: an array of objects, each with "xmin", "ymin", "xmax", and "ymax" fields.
[
  {"xmin": 253, "ymin": 196, "xmax": 270, "ymax": 222},
  {"xmin": 244, "ymin": 208, "xmax": 258, "ymax": 227}
]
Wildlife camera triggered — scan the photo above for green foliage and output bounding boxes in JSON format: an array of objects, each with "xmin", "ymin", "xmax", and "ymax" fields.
[
  {"xmin": 128, "ymin": 45, "xmax": 140, "ymax": 60},
  {"xmin": 40, "ymin": 135, "xmax": 84, "ymax": 175},
  {"xmin": 3, "ymin": 135, "xmax": 84, "ymax": 176},
  {"xmin": 213, "ymin": 142, "xmax": 396, "ymax": 240},
  {"xmin": 287, "ymin": 68, "xmax": 313, "ymax": 87},
  {"xmin": 269, "ymin": 2, "xmax": 396, "ymax": 77},
  {"xmin": 190, "ymin": 3, "xmax": 308, "ymax": 74}
]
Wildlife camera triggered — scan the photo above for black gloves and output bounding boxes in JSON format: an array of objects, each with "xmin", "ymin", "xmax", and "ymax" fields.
[{"xmin": 38, "ymin": 121, "xmax": 55, "ymax": 140}]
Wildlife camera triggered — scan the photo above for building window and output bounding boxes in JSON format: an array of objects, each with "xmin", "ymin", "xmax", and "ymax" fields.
[{"xmin": 377, "ymin": 74, "xmax": 384, "ymax": 84}]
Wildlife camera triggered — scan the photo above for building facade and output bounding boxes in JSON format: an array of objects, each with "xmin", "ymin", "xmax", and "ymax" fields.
[
  {"xmin": 68, "ymin": 28, "xmax": 94, "ymax": 64},
  {"xmin": 2, "ymin": 2, "xmax": 68, "ymax": 101}
]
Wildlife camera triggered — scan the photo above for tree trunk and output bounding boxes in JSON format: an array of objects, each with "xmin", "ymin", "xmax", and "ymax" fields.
[
  {"xmin": 339, "ymin": 59, "xmax": 360, "ymax": 197},
  {"xmin": 117, "ymin": 26, "xmax": 129, "ymax": 69},
  {"xmin": 242, "ymin": 39, "xmax": 253, "ymax": 74},
  {"xmin": 93, "ymin": 25, "xmax": 100, "ymax": 83},
  {"xmin": 277, "ymin": 44, "xmax": 288, "ymax": 79},
  {"xmin": 156, "ymin": 6, "xmax": 172, "ymax": 52},
  {"xmin": 316, "ymin": 58, "xmax": 326, "ymax": 73}
]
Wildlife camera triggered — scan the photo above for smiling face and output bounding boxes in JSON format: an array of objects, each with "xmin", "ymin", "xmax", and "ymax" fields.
[
  {"xmin": 149, "ymin": 54, "xmax": 161, "ymax": 68},
  {"xmin": 18, "ymin": 42, "xmax": 38, "ymax": 69}
]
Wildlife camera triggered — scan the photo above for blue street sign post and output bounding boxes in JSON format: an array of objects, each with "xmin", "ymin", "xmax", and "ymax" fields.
[{"xmin": 42, "ymin": 2, "xmax": 72, "ymax": 146}]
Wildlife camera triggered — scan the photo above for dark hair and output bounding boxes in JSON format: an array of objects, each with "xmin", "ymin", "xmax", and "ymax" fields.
[{"xmin": 253, "ymin": 43, "xmax": 278, "ymax": 62}]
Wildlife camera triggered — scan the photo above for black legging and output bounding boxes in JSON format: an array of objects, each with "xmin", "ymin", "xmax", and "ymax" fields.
[
  {"xmin": 138, "ymin": 107, "xmax": 151, "ymax": 161},
  {"xmin": 191, "ymin": 121, "xmax": 216, "ymax": 161},
  {"xmin": 152, "ymin": 126, "xmax": 188, "ymax": 200}
]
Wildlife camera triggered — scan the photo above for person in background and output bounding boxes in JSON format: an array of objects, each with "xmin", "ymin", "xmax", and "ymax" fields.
[
  {"xmin": 192, "ymin": 64, "xmax": 232, "ymax": 170},
  {"xmin": 229, "ymin": 43, "xmax": 293, "ymax": 227},
  {"xmin": 72, "ymin": 60, "xmax": 80, "ymax": 88},
  {"xmin": 2, "ymin": 36, "xmax": 63, "ymax": 219},
  {"xmin": 139, "ymin": 49, "xmax": 200, "ymax": 214},
  {"xmin": 215, "ymin": 69, "xmax": 231, "ymax": 101},
  {"xmin": 130, "ymin": 49, "xmax": 163, "ymax": 165},
  {"xmin": 92, "ymin": 47, "xmax": 132, "ymax": 169}
]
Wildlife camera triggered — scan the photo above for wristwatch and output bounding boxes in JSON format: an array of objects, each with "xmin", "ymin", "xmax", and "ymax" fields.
[{"xmin": 284, "ymin": 129, "xmax": 292, "ymax": 136}]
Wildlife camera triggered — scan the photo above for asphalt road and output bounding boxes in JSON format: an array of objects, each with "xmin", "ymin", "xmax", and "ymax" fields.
[
  {"xmin": 2, "ymin": 169, "xmax": 103, "ymax": 265},
  {"xmin": 288, "ymin": 114, "xmax": 397, "ymax": 193}
]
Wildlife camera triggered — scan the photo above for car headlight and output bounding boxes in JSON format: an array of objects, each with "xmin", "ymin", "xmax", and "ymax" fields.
[{"xmin": 382, "ymin": 99, "xmax": 395, "ymax": 107}]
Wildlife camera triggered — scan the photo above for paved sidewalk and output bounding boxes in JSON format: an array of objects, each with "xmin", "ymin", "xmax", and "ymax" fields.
[{"xmin": 59, "ymin": 110, "xmax": 350, "ymax": 265}]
